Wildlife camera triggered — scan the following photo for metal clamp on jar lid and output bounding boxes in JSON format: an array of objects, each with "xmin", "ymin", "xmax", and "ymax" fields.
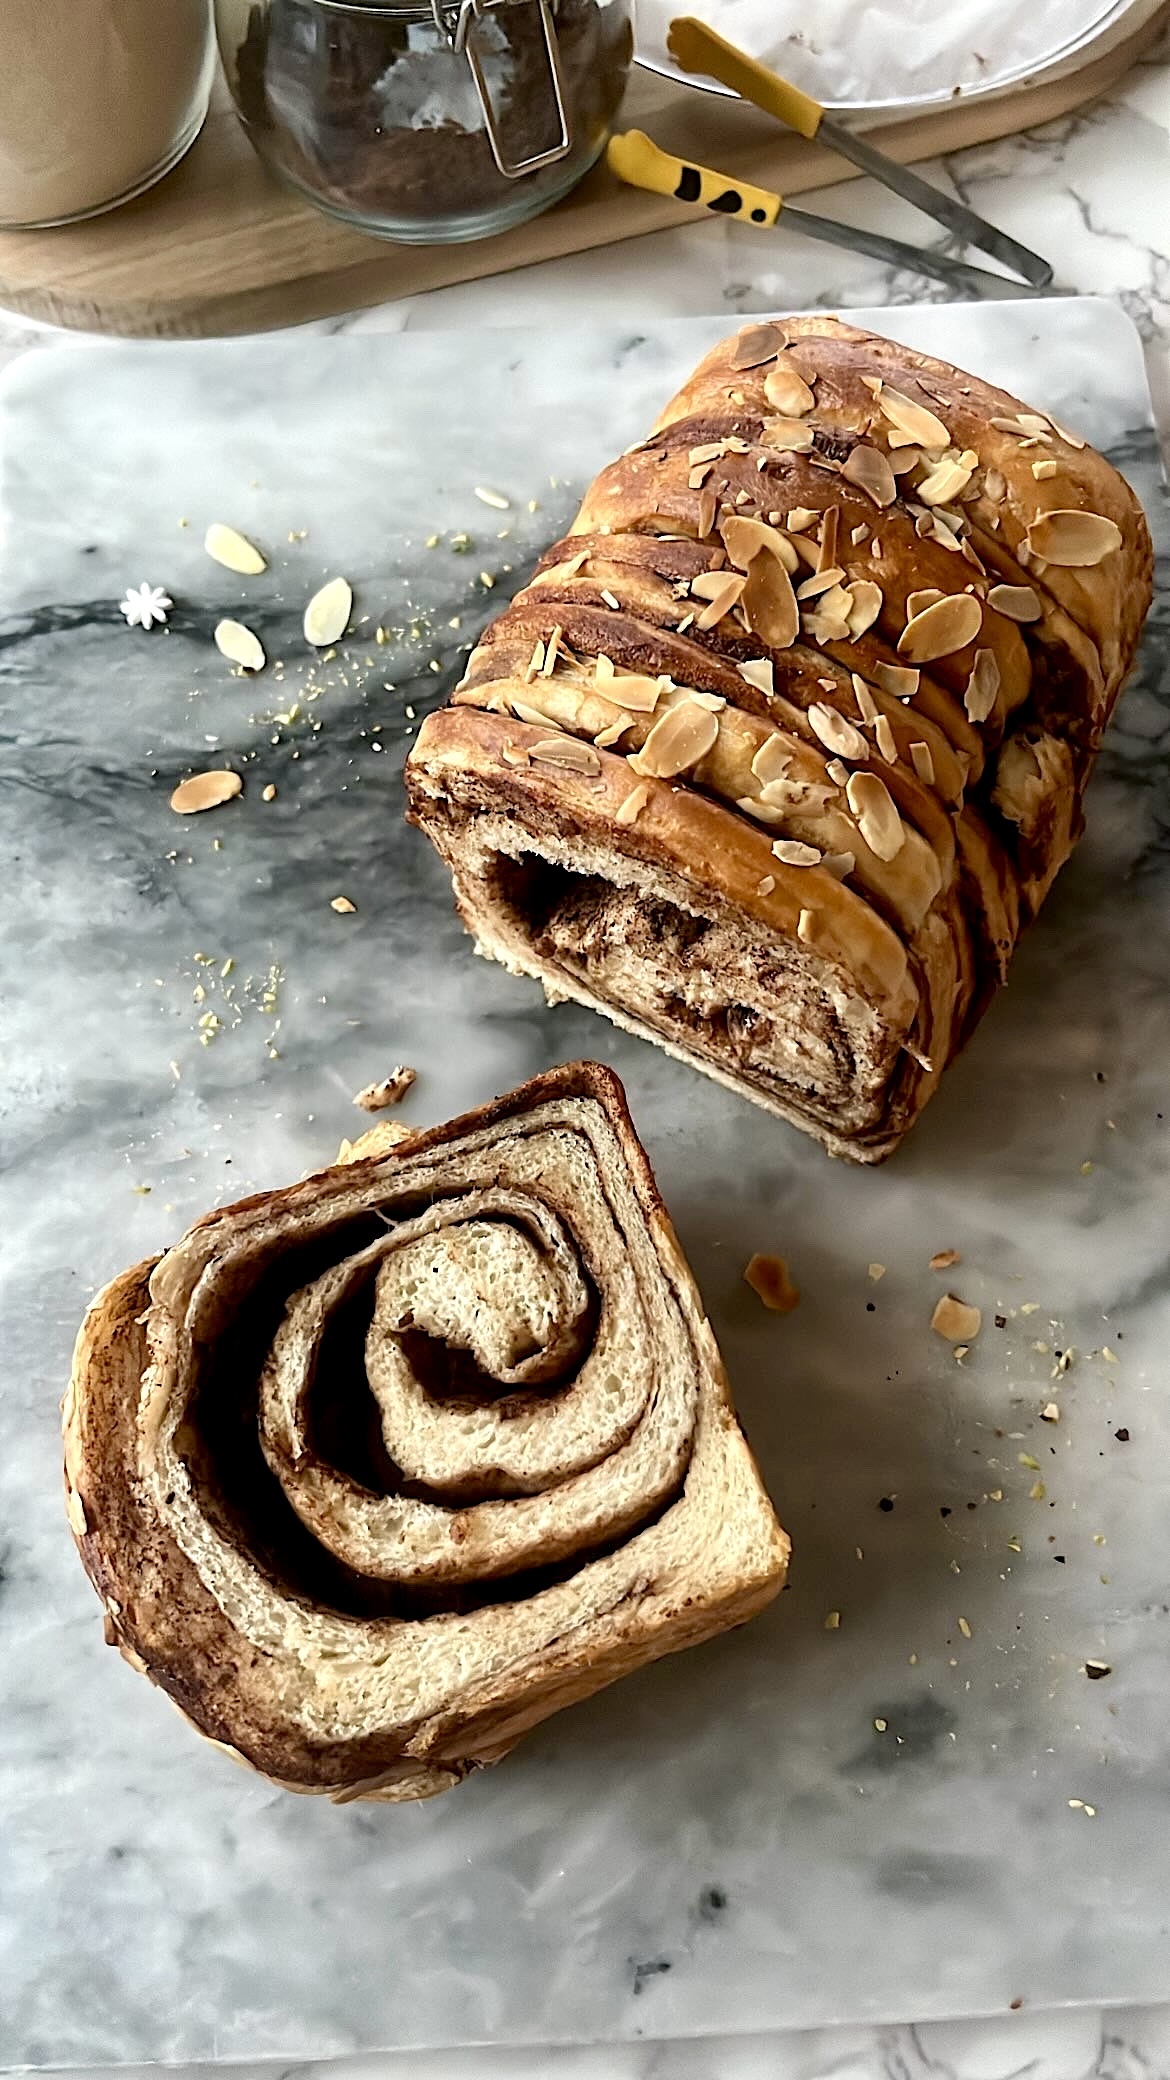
[{"xmin": 429, "ymin": 0, "xmax": 571, "ymax": 177}]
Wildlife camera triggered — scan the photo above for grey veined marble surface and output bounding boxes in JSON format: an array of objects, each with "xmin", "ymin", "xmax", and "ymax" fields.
[{"xmin": 2, "ymin": 299, "xmax": 1169, "ymax": 2070}]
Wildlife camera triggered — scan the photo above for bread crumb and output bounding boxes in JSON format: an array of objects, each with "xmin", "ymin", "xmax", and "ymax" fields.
[
  {"xmin": 354, "ymin": 1067, "xmax": 416, "ymax": 1112},
  {"xmin": 744, "ymin": 1253, "xmax": 800, "ymax": 1313},
  {"xmin": 931, "ymin": 1293, "xmax": 981, "ymax": 1342}
]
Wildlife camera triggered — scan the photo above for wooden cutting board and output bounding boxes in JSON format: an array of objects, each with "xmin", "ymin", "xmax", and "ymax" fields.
[{"xmin": 0, "ymin": 5, "xmax": 1163, "ymax": 339}]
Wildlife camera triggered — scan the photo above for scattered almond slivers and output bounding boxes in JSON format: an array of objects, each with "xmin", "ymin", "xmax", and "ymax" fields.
[
  {"xmin": 846, "ymin": 580, "xmax": 882, "ymax": 637},
  {"xmin": 354, "ymin": 1067, "xmax": 416, "ymax": 1112},
  {"xmin": 930, "ymin": 1248, "xmax": 961, "ymax": 1271},
  {"xmin": 214, "ymin": 618, "xmax": 265, "ymax": 672},
  {"xmin": 632, "ymin": 698, "xmax": 719, "ymax": 780},
  {"xmin": 738, "ymin": 657, "xmax": 774, "ymax": 695},
  {"xmin": 304, "ymin": 576, "xmax": 353, "ymax": 647},
  {"xmin": 931, "ymin": 1293, "xmax": 982, "ymax": 1342},
  {"xmin": 987, "ymin": 583, "xmax": 1042, "ymax": 623},
  {"xmin": 772, "ymin": 838, "xmax": 822, "ymax": 867},
  {"xmin": 964, "ymin": 647, "xmax": 1001, "ymax": 724},
  {"xmin": 744, "ymin": 1252, "xmax": 800, "ymax": 1313},
  {"xmin": 846, "ymin": 770, "xmax": 905, "ymax": 861},
  {"xmin": 695, "ymin": 573, "xmax": 746, "ymax": 631},
  {"xmin": 529, "ymin": 734, "xmax": 602, "ymax": 774},
  {"xmin": 821, "ymin": 850, "xmax": 855, "ymax": 880},
  {"xmin": 615, "ymin": 781, "xmax": 650, "ymax": 827},
  {"xmin": 730, "ymin": 321, "xmax": 788, "ymax": 370},
  {"xmin": 909, "ymin": 741, "xmax": 936, "ymax": 786},
  {"xmin": 1025, "ymin": 509, "xmax": 1122, "ymax": 567},
  {"xmin": 331, "ymin": 895, "xmax": 357, "ymax": 914},
  {"xmin": 170, "ymin": 770, "xmax": 242, "ymax": 815},
  {"xmin": 898, "ymin": 591, "xmax": 982, "ymax": 662},
  {"xmin": 873, "ymin": 662, "xmax": 920, "ymax": 701},
  {"xmin": 204, "ymin": 523, "xmax": 266, "ymax": 575},
  {"xmin": 916, "ymin": 448, "xmax": 979, "ymax": 507},
  {"xmin": 751, "ymin": 734, "xmax": 793, "ymax": 787},
  {"xmin": 592, "ymin": 661, "xmax": 662, "ymax": 713},
  {"xmin": 762, "ymin": 417, "xmax": 814, "ymax": 455},
  {"xmin": 808, "ymin": 702, "xmax": 868, "ymax": 763},
  {"xmin": 741, "ymin": 549, "xmax": 799, "ymax": 649},
  {"xmin": 763, "ymin": 357, "xmax": 815, "ymax": 416},
  {"xmin": 841, "ymin": 445, "xmax": 896, "ymax": 507},
  {"xmin": 720, "ymin": 514, "xmax": 800, "ymax": 574},
  {"xmin": 879, "ymin": 386, "xmax": 950, "ymax": 452}
]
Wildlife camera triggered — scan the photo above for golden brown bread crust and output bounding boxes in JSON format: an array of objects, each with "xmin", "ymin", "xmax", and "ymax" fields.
[
  {"xmin": 64, "ymin": 1061, "xmax": 788, "ymax": 1800},
  {"xmin": 405, "ymin": 315, "xmax": 1152, "ymax": 1160}
]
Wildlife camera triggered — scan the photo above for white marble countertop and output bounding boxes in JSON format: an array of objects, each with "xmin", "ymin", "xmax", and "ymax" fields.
[{"xmin": 5, "ymin": 21, "xmax": 1170, "ymax": 2080}]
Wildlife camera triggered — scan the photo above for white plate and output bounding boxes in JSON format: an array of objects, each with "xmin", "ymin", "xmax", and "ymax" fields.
[{"xmin": 635, "ymin": 0, "xmax": 1139, "ymax": 113}]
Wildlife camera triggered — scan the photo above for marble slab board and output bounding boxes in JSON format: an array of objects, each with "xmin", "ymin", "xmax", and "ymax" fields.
[{"xmin": 2, "ymin": 300, "xmax": 1170, "ymax": 2071}]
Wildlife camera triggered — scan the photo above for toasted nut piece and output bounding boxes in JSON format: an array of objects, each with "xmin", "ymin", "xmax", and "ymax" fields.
[
  {"xmin": 897, "ymin": 592, "xmax": 982, "ymax": 662},
  {"xmin": 741, "ymin": 549, "xmax": 799, "ymax": 649},
  {"xmin": 1025, "ymin": 509, "xmax": 1122, "ymax": 567},
  {"xmin": 762, "ymin": 417, "xmax": 814, "ymax": 454},
  {"xmin": 808, "ymin": 702, "xmax": 868, "ymax": 763},
  {"xmin": 170, "ymin": 770, "xmax": 243, "ymax": 815},
  {"xmin": 304, "ymin": 576, "xmax": 353, "ymax": 647},
  {"xmin": 873, "ymin": 662, "xmax": 920, "ymax": 700},
  {"xmin": 730, "ymin": 322, "xmax": 788, "ymax": 369},
  {"xmin": 205, "ymin": 523, "xmax": 266, "ymax": 575},
  {"xmin": 846, "ymin": 580, "xmax": 883, "ymax": 636},
  {"xmin": 964, "ymin": 648, "xmax": 1001, "ymax": 723},
  {"xmin": 879, "ymin": 386, "xmax": 950, "ymax": 452},
  {"xmin": 763, "ymin": 357, "xmax": 815, "ymax": 415},
  {"xmin": 846, "ymin": 770, "xmax": 904, "ymax": 861},
  {"xmin": 214, "ymin": 619, "xmax": 265, "ymax": 672},
  {"xmin": 738, "ymin": 657, "xmax": 774, "ymax": 695},
  {"xmin": 529, "ymin": 735, "xmax": 602, "ymax": 774},
  {"xmin": 744, "ymin": 1253, "xmax": 800, "ymax": 1312},
  {"xmin": 615, "ymin": 780, "xmax": 651, "ymax": 826},
  {"xmin": 841, "ymin": 445, "xmax": 896, "ymax": 506},
  {"xmin": 772, "ymin": 839, "xmax": 822, "ymax": 867},
  {"xmin": 987, "ymin": 583, "xmax": 1042, "ymax": 622},
  {"xmin": 932, "ymin": 1294, "xmax": 982, "ymax": 1342},
  {"xmin": 632, "ymin": 699, "xmax": 720, "ymax": 779},
  {"xmin": 720, "ymin": 514, "xmax": 800, "ymax": 574}
]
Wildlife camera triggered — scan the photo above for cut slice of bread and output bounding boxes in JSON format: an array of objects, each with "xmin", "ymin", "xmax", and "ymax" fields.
[{"xmin": 64, "ymin": 1061, "xmax": 788, "ymax": 1801}]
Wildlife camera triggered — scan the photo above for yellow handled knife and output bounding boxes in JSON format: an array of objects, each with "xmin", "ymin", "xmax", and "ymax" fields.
[
  {"xmin": 665, "ymin": 17, "xmax": 1053, "ymax": 289},
  {"xmin": 607, "ymin": 131, "xmax": 1041, "ymax": 298}
]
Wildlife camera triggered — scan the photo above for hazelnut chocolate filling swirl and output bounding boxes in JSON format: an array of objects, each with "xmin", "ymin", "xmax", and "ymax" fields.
[
  {"xmin": 64, "ymin": 1063, "xmax": 788, "ymax": 1801},
  {"xmin": 406, "ymin": 316, "xmax": 1153, "ymax": 1161}
]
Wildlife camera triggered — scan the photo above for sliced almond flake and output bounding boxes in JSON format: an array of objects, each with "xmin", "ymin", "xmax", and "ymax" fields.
[
  {"xmin": 987, "ymin": 582, "xmax": 1042, "ymax": 623},
  {"xmin": 600, "ymin": 588, "xmax": 621, "ymax": 611},
  {"xmin": 871, "ymin": 538, "xmax": 883, "ymax": 558},
  {"xmin": 1049, "ymin": 417, "xmax": 1086, "ymax": 450},
  {"xmin": 725, "ymin": 437, "xmax": 752, "ymax": 455},
  {"xmin": 170, "ymin": 770, "xmax": 243, "ymax": 815},
  {"xmin": 66, "ymin": 1487, "xmax": 88, "ymax": 1537},
  {"xmin": 909, "ymin": 741, "xmax": 935, "ymax": 785},
  {"xmin": 720, "ymin": 513, "xmax": 800, "ymax": 574},
  {"xmin": 688, "ymin": 463, "xmax": 713, "ymax": 490},
  {"xmin": 786, "ymin": 507, "xmax": 820, "ymax": 533},
  {"xmin": 932, "ymin": 1294, "xmax": 982, "ymax": 1342},
  {"xmin": 330, "ymin": 895, "xmax": 357, "ymax": 914},
  {"xmin": 1031, "ymin": 459, "xmax": 1059, "ymax": 481},
  {"xmin": 730, "ymin": 322, "xmax": 788, "ymax": 369},
  {"xmin": 763, "ymin": 358, "xmax": 816, "ymax": 416},
  {"xmin": 205, "ymin": 522, "xmax": 266, "ymax": 575},
  {"xmin": 474, "ymin": 486, "xmax": 510, "ymax": 510},
  {"xmin": 907, "ymin": 586, "xmax": 946, "ymax": 619},
  {"xmin": 525, "ymin": 639, "xmax": 547, "ymax": 682},
  {"xmin": 304, "ymin": 576, "xmax": 353, "ymax": 647},
  {"xmin": 808, "ymin": 703, "xmax": 868, "ymax": 762},
  {"xmin": 817, "ymin": 505, "xmax": 842, "ymax": 573},
  {"xmin": 738, "ymin": 657, "xmax": 774, "ymax": 695},
  {"xmin": 804, "ymin": 608, "xmax": 851, "ymax": 646},
  {"xmin": 695, "ymin": 573, "xmax": 747, "ymax": 631},
  {"xmin": 964, "ymin": 647, "xmax": 1001, "ymax": 723},
  {"xmin": 917, "ymin": 448, "xmax": 979, "ymax": 506},
  {"xmin": 821, "ymin": 850, "xmax": 855, "ymax": 880},
  {"xmin": 1026, "ymin": 509, "xmax": 1122, "ymax": 567},
  {"xmin": 845, "ymin": 770, "xmax": 904, "ymax": 860},
  {"xmin": 762, "ymin": 417, "xmax": 814, "ymax": 454},
  {"xmin": 685, "ymin": 689, "xmax": 727, "ymax": 711},
  {"xmin": 927, "ymin": 515, "xmax": 963, "ymax": 554},
  {"xmin": 757, "ymin": 873, "xmax": 776, "ymax": 896},
  {"xmin": 841, "ymin": 444, "xmax": 896, "ymax": 507},
  {"xmin": 846, "ymin": 580, "xmax": 883, "ymax": 637},
  {"xmin": 763, "ymin": 777, "xmax": 833, "ymax": 812},
  {"xmin": 874, "ymin": 714, "xmax": 897, "ymax": 764},
  {"xmin": 1016, "ymin": 539, "xmax": 1034, "ymax": 568},
  {"xmin": 737, "ymin": 794, "xmax": 786, "ymax": 826},
  {"xmin": 825, "ymin": 757, "xmax": 848, "ymax": 788},
  {"xmin": 796, "ymin": 566, "xmax": 847, "ymax": 601},
  {"xmin": 500, "ymin": 740, "xmax": 531, "ymax": 765},
  {"xmin": 511, "ymin": 696, "xmax": 556, "ymax": 725},
  {"xmin": 214, "ymin": 618, "xmax": 265, "ymax": 672},
  {"xmin": 861, "ymin": 375, "xmax": 883, "ymax": 397},
  {"xmin": 898, "ymin": 591, "xmax": 982, "ymax": 662},
  {"xmin": 741, "ymin": 550, "xmax": 799, "ymax": 649},
  {"xmin": 633, "ymin": 698, "xmax": 720, "ymax": 779},
  {"xmin": 873, "ymin": 661, "xmax": 920, "ymax": 700},
  {"xmin": 688, "ymin": 442, "xmax": 727, "ymax": 465},
  {"xmin": 541, "ymin": 625, "xmax": 563, "ymax": 674},
  {"xmin": 889, "ymin": 447, "xmax": 924, "ymax": 477},
  {"xmin": 616, "ymin": 781, "xmax": 650, "ymax": 826},
  {"xmin": 594, "ymin": 711, "xmax": 634, "ymax": 748},
  {"xmin": 530, "ymin": 734, "xmax": 602, "ymax": 774},
  {"xmin": 851, "ymin": 674, "xmax": 879, "ymax": 723},
  {"xmin": 772, "ymin": 838, "xmax": 822, "ymax": 867},
  {"xmin": 594, "ymin": 652, "xmax": 615, "ymax": 684},
  {"xmin": 789, "ymin": 531, "xmax": 822, "ymax": 571},
  {"xmin": 744, "ymin": 1252, "xmax": 800, "ymax": 1312},
  {"xmin": 561, "ymin": 549, "xmax": 589, "ymax": 578},
  {"xmin": 797, "ymin": 906, "xmax": 821, "ymax": 945},
  {"xmin": 751, "ymin": 734, "xmax": 794, "ymax": 787},
  {"xmin": 880, "ymin": 386, "xmax": 950, "ymax": 452},
  {"xmin": 697, "ymin": 486, "xmax": 718, "ymax": 539},
  {"xmin": 929, "ymin": 1248, "xmax": 960, "ymax": 1270},
  {"xmin": 960, "ymin": 537, "xmax": 987, "ymax": 574},
  {"xmin": 818, "ymin": 676, "xmax": 836, "ymax": 691},
  {"xmin": 990, "ymin": 415, "xmax": 1029, "ymax": 435},
  {"xmin": 676, "ymin": 612, "xmax": 695, "ymax": 633},
  {"xmin": 597, "ymin": 669, "xmax": 662, "ymax": 714},
  {"xmin": 1016, "ymin": 412, "xmax": 1051, "ymax": 435}
]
